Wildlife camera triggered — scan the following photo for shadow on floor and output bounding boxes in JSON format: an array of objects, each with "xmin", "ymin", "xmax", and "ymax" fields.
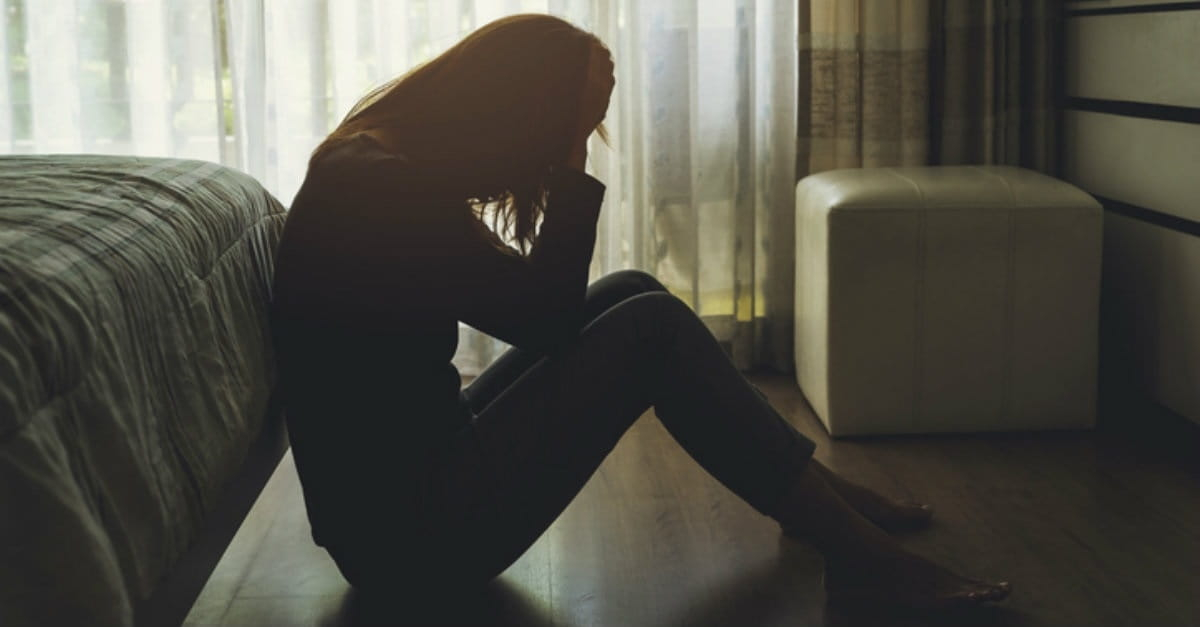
[
  {"xmin": 660, "ymin": 538, "xmax": 1035, "ymax": 627},
  {"xmin": 333, "ymin": 577, "xmax": 557, "ymax": 627}
]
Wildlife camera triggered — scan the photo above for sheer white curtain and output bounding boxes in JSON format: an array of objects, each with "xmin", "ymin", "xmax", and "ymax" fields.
[
  {"xmin": 0, "ymin": 0, "xmax": 223, "ymax": 158},
  {"xmin": 1, "ymin": 0, "xmax": 798, "ymax": 372}
]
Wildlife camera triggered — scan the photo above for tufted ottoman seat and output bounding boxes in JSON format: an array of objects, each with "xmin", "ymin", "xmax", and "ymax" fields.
[{"xmin": 794, "ymin": 166, "xmax": 1103, "ymax": 436}]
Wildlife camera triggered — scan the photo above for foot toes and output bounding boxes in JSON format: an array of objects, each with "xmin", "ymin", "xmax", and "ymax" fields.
[
  {"xmin": 959, "ymin": 581, "xmax": 1011, "ymax": 604},
  {"xmin": 872, "ymin": 502, "xmax": 934, "ymax": 532},
  {"xmin": 987, "ymin": 581, "xmax": 1012, "ymax": 600},
  {"xmin": 901, "ymin": 502, "xmax": 934, "ymax": 517}
]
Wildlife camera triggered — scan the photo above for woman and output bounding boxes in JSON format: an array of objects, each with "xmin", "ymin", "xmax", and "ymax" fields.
[{"xmin": 270, "ymin": 14, "xmax": 1010, "ymax": 610}]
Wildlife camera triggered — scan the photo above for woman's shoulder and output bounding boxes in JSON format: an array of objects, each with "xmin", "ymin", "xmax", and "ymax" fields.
[
  {"xmin": 294, "ymin": 134, "xmax": 467, "ymax": 227},
  {"xmin": 297, "ymin": 135, "xmax": 440, "ymax": 215},
  {"xmin": 309, "ymin": 134, "xmax": 405, "ymax": 182}
]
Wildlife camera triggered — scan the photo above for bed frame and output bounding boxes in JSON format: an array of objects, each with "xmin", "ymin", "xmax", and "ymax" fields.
[{"xmin": 133, "ymin": 394, "xmax": 289, "ymax": 627}]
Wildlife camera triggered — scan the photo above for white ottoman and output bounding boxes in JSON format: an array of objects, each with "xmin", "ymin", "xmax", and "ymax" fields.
[{"xmin": 794, "ymin": 166, "xmax": 1103, "ymax": 436}]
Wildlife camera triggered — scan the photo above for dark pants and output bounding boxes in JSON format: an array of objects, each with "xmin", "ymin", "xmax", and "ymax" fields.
[{"xmin": 337, "ymin": 270, "xmax": 816, "ymax": 592}]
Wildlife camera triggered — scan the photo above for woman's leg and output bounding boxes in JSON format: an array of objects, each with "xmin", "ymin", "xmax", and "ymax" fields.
[
  {"xmin": 462, "ymin": 269, "xmax": 666, "ymax": 414},
  {"xmin": 469, "ymin": 270, "xmax": 934, "ymax": 534},
  {"xmin": 426, "ymin": 292, "xmax": 809, "ymax": 580},
  {"xmin": 418, "ymin": 291, "xmax": 1008, "ymax": 608}
]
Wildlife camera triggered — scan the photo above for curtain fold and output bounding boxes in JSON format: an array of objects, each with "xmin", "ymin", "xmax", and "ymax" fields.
[
  {"xmin": 799, "ymin": 0, "xmax": 932, "ymax": 174},
  {"xmin": 931, "ymin": 0, "xmax": 1059, "ymax": 172},
  {"xmin": 798, "ymin": 0, "xmax": 1059, "ymax": 176},
  {"xmin": 1, "ymin": 0, "xmax": 800, "ymax": 373}
]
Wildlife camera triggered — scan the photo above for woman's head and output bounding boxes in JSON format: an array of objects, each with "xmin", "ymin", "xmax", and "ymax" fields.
[{"xmin": 316, "ymin": 14, "xmax": 611, "ymax": 251}]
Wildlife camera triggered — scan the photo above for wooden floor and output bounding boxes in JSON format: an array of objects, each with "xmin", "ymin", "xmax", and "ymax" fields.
[{"xmin": 184, "ymin": 374, "xmax": 1200, "ymax": 626}]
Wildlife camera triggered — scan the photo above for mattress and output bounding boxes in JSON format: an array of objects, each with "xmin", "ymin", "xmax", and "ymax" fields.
[{"xmin": 0, "ymin": 155, "xmax": 285, "ymax": 626}]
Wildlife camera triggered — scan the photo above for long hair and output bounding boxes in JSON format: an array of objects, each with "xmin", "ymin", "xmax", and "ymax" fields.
[{"xmin": 313, "ymin": 14, "xmax": 606, "ymax": 252}]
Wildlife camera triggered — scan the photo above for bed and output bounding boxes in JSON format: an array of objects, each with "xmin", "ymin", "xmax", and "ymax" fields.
[{"xmin": 0, "ymin": 155, "xmax": 286, "ymax": 627}]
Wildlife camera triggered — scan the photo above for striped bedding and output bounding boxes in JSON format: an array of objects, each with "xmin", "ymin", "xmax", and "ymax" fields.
[{"xmin": 0, "ymin": 155, "xmax": 285, "ymax": 626}]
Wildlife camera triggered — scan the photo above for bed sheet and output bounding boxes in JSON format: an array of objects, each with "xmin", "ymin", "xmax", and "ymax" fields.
[{"xmin": 0, "ymin": 155, "xmax": 285, "ymax": 626}]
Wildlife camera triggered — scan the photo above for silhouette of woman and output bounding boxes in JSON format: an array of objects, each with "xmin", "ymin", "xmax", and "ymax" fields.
[{"xmin": 270, "ymin": 13, "xmax": 1010, "ymax": 610}]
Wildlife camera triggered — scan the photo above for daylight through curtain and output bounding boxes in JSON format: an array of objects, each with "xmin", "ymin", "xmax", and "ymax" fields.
[{"xmin": 0, "ymin": 0, "xmax": 798, "ymax": 373}]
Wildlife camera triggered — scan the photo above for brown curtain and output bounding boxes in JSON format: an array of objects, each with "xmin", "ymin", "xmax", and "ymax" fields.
[
  {"xmin": 798, "ymin": 0, "xmax": 934, "ymax": 174},
  {"xmin": 797, "ymin": 0, "xmax": 1060, "ymax": 177},
  {"xmin": 931, "ymin": 0, "xmax": 1060, "ymax": 172}
]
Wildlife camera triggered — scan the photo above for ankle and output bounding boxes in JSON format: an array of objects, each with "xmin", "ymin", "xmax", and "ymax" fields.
[{"xmin": 773, "ymin": 466, "xmax": 900, "ymax": 556}]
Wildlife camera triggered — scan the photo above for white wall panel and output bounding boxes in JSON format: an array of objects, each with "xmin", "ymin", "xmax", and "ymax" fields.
[
  {"xmin": 1069, "ymin": 0, "xmax": 1199, "ymax": 9},
  {"xmin": 1064, "ymin": 5, "xmax": 1200, "ymax": 423},
  {"xmin": 1063, "ymin": 110, "xmax": 1200, "ymax": 222},
  {"xmin": 1066, "ymin": 10, "xmax": 1200, "ymax": 107},
  {"xmin": 1102, "ymin": 214, "xmax": 1200, "ymax": 423}
]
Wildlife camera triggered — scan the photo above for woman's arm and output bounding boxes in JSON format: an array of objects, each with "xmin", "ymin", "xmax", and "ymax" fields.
[{"xmin": 448, "ymin": 167, "xmax": 604, "ymax": 353}]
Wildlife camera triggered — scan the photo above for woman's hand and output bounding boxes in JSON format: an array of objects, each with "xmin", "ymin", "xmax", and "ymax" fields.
[{"xmin": 565, "ymin": 44, "xmax": 615, "ymax": 172}]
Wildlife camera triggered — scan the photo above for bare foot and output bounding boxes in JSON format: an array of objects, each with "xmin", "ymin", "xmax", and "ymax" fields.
[
  {"xmin": 774, "ymin": 460, "xmax": 1007, "ymax": 611},
  {"xmin": 784, "ymin": 463, "xmax": 934, "ymax": 536},
  {"xmin": 824, "ymin": 551, "xmax": 1011, "ymax": 610}
]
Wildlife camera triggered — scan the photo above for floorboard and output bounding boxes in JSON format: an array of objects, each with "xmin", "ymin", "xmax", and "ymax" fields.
[{"xmin": 184, "ymin": 374, "xmax": 1200, "ymax": 626}]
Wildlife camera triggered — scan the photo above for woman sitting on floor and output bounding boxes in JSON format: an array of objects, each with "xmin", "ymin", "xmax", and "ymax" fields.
[{"xmin": 269, "ymin": 13, "xmax": 1011, "ymax": 610}]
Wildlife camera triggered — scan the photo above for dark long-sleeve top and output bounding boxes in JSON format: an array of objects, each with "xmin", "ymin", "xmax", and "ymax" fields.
[{"xmin": 269, "ymin": 134, "xmax": 605, "ymax": 550}]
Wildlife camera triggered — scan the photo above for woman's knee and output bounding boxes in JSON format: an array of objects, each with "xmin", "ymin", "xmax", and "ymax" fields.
[
  {"xmin": 592, "ymin": 269, "xmax": 666, "ymax": 297},
  {"xmin": 584, "ymin": 270, "xmax": 668, "ymax": 319},
  {"xmin": 575, "ymin": 291, "xmax": 695, "ymax": 369},
  {"xmin": 602, "ymin": 290, "xmax": 694, "ymax": 330},
  {"xmin": 618, "ymin": 269, "xmax": 667, "ymax": 293}
]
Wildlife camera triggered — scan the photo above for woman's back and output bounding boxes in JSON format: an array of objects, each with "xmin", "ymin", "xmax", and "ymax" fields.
[{"xmin": 270, "ymin": 135, "xmax": 470, "ymax": 551}]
